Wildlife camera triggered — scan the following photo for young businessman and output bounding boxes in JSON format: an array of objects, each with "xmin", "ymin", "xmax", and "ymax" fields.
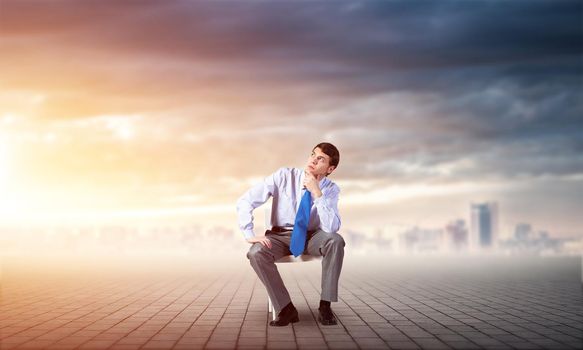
[{"xmin": 237, "ymin": 142, "xmax": 345, "ymax": 326}]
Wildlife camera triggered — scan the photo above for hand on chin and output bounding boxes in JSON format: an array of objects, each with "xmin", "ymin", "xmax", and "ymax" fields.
[{"xmin": 305, "ymin": 168, "xmax": 323, "ymax": 181}]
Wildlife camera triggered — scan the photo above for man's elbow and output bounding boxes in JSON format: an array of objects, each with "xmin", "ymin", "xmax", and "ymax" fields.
[
  {"xmin": 236, "ymin": 196, "xmax": 250, "ymax": 212},
  {"xmin": 324, "ymin": 220, "xmax": 341, "ymax": 234}
]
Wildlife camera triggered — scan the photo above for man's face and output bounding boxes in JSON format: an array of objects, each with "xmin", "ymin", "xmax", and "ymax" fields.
[{"xmin": 305, "ymin": 147, "xmax": 336, "ymax": 178}]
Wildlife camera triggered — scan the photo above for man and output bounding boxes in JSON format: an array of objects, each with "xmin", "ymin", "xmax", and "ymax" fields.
[{"xmin": 237, "ymin": 142, "xmax": 345, "ymax": 327}]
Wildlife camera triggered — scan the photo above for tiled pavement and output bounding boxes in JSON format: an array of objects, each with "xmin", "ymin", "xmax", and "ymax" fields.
[{"xmin": 0, "ymin": 254, "xmax": 581, "ymax": 350}]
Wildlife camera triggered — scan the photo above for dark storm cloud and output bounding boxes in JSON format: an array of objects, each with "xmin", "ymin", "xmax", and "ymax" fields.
[
  {"xmin": 2, "ymin": 1, "xmax": 579, "ymax": 79},
  {"xmin": 1, "ymin": 0, "xmax": 581, "ymax": 183}
]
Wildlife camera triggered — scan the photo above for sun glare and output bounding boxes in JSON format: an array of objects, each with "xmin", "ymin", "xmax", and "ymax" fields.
[
  {"xmin": 103, "ymin": 115, "xmax": 136, "ymax": 140},
  {"xmin": 0, "ymin": 139, "xmax": 8, "ymax": 189},
  {"xmin": 0, "ymin": 138, "xmax": 13, "ymax": 216}
]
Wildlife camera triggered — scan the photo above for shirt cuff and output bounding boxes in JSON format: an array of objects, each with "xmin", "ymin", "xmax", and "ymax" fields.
[{"xmin": 243, "ymin": 229, "xmax": 255, "ymax": 240}]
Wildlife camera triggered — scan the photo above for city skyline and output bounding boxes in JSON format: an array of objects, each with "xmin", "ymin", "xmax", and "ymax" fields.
[
  {"xmin": 1, "ymin": 1, "xmax": 581, "ymax": 238},
  {"xmin": 1, "ymin": 212, "xmax": 580, "ymax": 257}
]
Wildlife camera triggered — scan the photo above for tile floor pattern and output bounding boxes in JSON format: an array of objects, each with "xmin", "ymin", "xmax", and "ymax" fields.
[{"xmin": 0, "ymin": 255, "xmax": 581, "ymax": 350}]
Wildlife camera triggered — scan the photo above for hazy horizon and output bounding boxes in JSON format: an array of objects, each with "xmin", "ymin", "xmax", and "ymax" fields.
[{"xmin": 1, "ymin": 1, "xmax": 581, "ymax": 239}]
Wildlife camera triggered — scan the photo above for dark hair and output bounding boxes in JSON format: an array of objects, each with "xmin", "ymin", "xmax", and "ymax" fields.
[{"xmin": 314, "ymin": 142, "xmax": 340, "ymax": 168}]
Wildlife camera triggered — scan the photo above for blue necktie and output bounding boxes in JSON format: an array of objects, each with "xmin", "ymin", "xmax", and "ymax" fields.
[{"xmin": 290, "ymin": 190, "xmax": 311, "ymax": 257}]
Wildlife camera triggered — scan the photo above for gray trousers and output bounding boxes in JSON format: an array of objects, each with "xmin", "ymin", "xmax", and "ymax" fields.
[{"xmin": 247, "ymin": 229, "xmax": 345, "ymax": 314}]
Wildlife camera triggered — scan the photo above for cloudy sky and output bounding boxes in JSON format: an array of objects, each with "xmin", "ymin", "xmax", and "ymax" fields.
[{"xmin": 0, "ymin": 0, "xmax": 581, "ymax": 238}]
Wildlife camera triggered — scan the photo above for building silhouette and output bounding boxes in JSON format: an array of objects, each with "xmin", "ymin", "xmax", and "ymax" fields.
[
  {"xmin": 444, "ymin": 219, "xmax": 468, "ymax": 251},
  {"xmin": 470, "ymin": 202, "xmax": 499, "ymax": 250},
  {"xmin": 399, "ymin": 226, "xmax": 444, "ymax": 253}
]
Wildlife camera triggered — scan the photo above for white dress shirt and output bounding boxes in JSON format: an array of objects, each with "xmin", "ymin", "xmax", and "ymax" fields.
[{"xmin": 237, "ymin": 167, "xmax": 341, "ymax": 239}]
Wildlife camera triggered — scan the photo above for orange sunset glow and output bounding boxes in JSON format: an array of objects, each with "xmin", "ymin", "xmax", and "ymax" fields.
[
  {"xmin": 0, "ymin": 1, "xmax": 581, "ymax": 256},
  {"xmin": 1, "ymin": 3, "xmax": 582, "ymax": 350}
]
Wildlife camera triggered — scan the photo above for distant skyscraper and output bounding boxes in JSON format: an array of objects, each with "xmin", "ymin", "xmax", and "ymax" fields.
[
  {"xmin": 445, "ymin": 219, "xmax": 468, "ymax": 251},
  {"xmin": 470, "ymin": 202, "xmax": 499, "ymax": 250},
  {"xmin": 514, "ymin": 223, "xmax": 532, "ymax": 241},
  {"xmin": 399, "ymin": 226, "xmax": 443, "ymax": 253}
]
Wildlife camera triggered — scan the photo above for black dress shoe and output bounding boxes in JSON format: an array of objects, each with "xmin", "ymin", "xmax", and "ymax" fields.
[
  {"xmin": 318, "ymin": 300, "xmax": 337, "ymax": 325},
  {"xmin": 270, "ymin": 302, "xmax": 299, "ymax": 326}
]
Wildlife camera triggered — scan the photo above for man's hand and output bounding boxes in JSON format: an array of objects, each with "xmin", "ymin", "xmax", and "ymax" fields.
[
  {"xmin": 303, "ymin": 171, "xmax": 323, "ymax": 198},
  {"xmin": 246, "ymin": 236, "xmax": 273, "ymax": 249}
]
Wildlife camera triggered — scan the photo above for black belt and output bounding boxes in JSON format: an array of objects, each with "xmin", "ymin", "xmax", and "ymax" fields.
[
  {"xmin": 270, "ymin": 226, "xmax": 317, "ymax": 235},
  {"xmin": 271, "ymin": 226, "xmax": 293, "ymax": 233}
]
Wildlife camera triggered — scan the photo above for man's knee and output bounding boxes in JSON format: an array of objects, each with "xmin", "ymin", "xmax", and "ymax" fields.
[
  {"xmin": 247, "ymin": 243, "xmax": 267, "ymax": 261},
  {"xmin": 323, "ymin": 232, "xmax": 345, "ymax": 249},
  {"xmin": 331, "ymin": 233, "xmax": 345, "ymax": 248}
]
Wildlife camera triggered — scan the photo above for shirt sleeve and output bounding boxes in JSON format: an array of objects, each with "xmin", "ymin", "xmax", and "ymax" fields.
[
  {"xmin": 313, "ymin": 184, "xmax": 341, "ymax": 233},
  {"xmin": 236, "ymin": 168, "xmax": 282, "ymax": 240}
]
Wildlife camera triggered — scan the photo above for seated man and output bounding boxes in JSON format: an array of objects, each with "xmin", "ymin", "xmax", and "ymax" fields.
[{"xmin": 236, "ymin": 142, "xmax": 345, "ymax": 326}]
